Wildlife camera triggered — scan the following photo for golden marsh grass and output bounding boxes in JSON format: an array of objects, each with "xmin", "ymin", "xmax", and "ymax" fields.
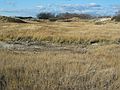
[
  {"xmin": 0, "ymin": 21, "xmax": 120, "ymax": 90},
  {"xmin": 0, "ymin": 21, "xmax": 120, "ymax": 44}
]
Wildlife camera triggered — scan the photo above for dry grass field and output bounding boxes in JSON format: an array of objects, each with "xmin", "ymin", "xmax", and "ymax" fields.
[
  {"xmin": 0, "ymin": 21, "xmax": 120, "ymax": 44},
  {"xmin": 0, "ymin": 20, "xmax": 120, "ymax": 90}
]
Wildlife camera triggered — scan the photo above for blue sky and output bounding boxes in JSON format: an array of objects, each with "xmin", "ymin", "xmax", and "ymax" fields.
[{"xmin": 0, "ymin": 0, "xmax": 120, "ymax": 16}]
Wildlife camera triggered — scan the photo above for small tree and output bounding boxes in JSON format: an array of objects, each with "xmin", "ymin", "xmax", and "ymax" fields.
[{"xmin": 36, "ymin": 12, "xmax": 55, "ymax": 19}]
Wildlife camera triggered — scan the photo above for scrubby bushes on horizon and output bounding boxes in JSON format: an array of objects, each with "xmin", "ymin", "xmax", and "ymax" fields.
[
  {"xmin": 36, "ymin": 12, "xmax": 94, "ymax": 20},
  {"xmin": 36, "ymin": 12, "xmax": 55, "ymax": 19},
  {"xmin": 111, "ymin": 14, "xmax": 120, "ymax": 22},
  {"xmin": 111, "ymin": 10, "xmax": 120, "ymax": 22}
]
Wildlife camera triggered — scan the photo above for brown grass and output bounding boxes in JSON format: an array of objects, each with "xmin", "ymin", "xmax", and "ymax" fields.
[
  {"xmin": 0, "ymin": 21, "xmax": 120, "ymax": 44},
  {"xmin": 0, "ymin": 44, "xmax": 120, "ymax": 90},
  {"xmin": 0, "ymin": 21, "xmax": 120, "ymax": 90}
]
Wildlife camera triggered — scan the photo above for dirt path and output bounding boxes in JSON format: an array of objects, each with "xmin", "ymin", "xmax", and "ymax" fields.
[{"xmin": 0, "ymin": 41, "xmax": 87, "ymax": 53}]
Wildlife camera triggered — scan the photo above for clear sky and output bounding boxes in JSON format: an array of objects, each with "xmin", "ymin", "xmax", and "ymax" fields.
[{"xmin": 0, "ymin": 0, "xmax": 120, "ymax": 16}]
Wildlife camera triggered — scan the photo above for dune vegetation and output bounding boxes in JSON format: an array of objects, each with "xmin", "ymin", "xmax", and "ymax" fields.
[
  {"xmin": 0, "ymin": 21, "xmax": 120, "ymax": 44},
  {"xmin": 0, "ymin": 19, "xmax": 120, "ymax": 90}
]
